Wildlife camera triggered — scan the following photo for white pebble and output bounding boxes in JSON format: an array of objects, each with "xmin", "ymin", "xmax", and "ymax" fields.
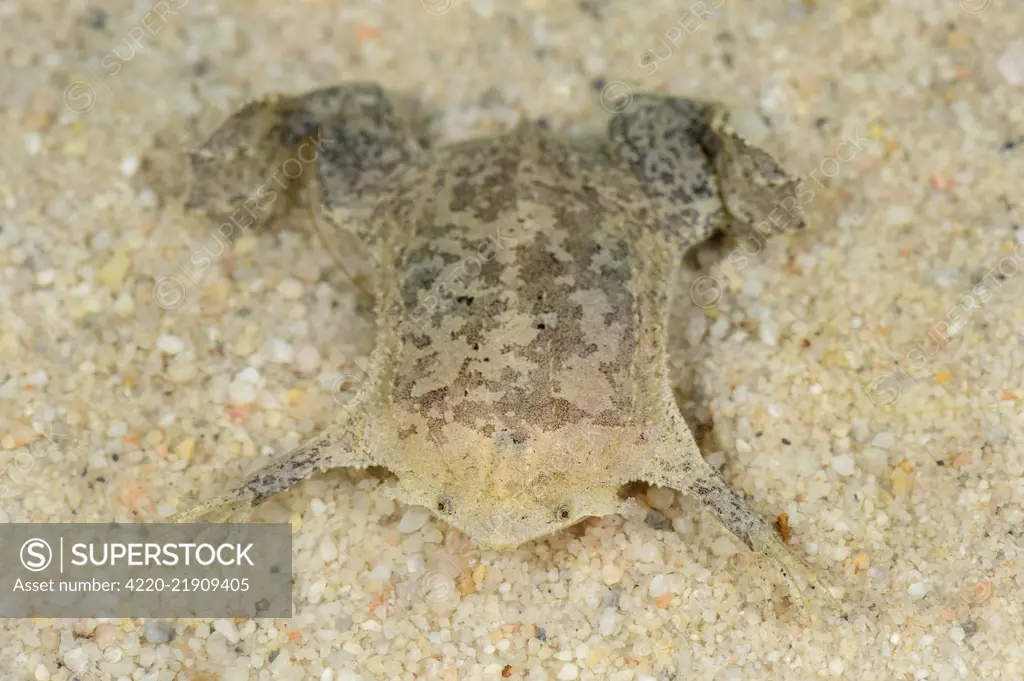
[
  {"xmin": 729, "ymin": 108, "xmax": 771, "ymax": 145},
  {"xmin": 212, "ymin": 619, "xmax": 239, "ymax": 644},
  {"xmin": 637, "ymin": 542, "xmax": 660, "ymax": 563},
  {"xmin": 748, "ymin": 20, "xmax": 776, "ymax": 40},
  {"xmin": 470, "ymin": 0, "xmax": 495, "ymax": 18},
  {"xmin": 996, "ymin": 39, "xmax": 1024, "ymax": 86},
  {"xmin": 806, "ymin": 479, "xmax": 832, "ymax": 500},
  {"xmin": 829, "ymin": 659, "xmax": 844, "ymax": 676},
  {"xmin": 908, "ymin": 581, "xmax": 929, "ymax": 598},
  {"xmin": 831, "ymin": 454, "xmax": 856, "ymax": 476},
  {"xmin": 93, "ymin": 623, "xmax": 121, "ymax": 648},
  {"xmin": 35, "ymin": 269, "xmax": 54, "ymax": 286},
  {"xmin": 320, "ymin": 536, "xmax": 338, "ymax": 562},
  {"xmin": 397, "ymin": 506, "xmax": 430, "ymax": 533},
  {"xmin": 263, "ymin": 338, "xmax": 295, "ymax": 364},
  {"xmin": 24, "ymin": 132, "xmax": 42, "ymax": 156},
  {"xmin": 310, "ymin": 498, "xmax": 327, "ymax": 516},
  {"xmin": 296, "ymin": 345, "xmax": 321, "ymax": 373},
  {"xmin": 871, "ymin": 431, "xmax": 894, "ymax": 449},
  {"xmin": 557, "ymin": 663, "xmax": 579, "ymax": 680},
  {"xmin": 277, "ymin": 277, "xmax": 304, "ymax": 299},
  {"xmin": 236, "ymin": 367, "xmax": 261, "ymax": 384},
  {"xmin": 949, "ymin": 626, "xmax": 965, "ymax": 642},
  {"xmin": 709, "ymin": 315, "xmax": 730, "ymax": 340},
  {"xmin": 648, "ymin": 574, "xmax": 668, "ymax": 597},
  {"xmin": 851, "ymin": 419, "xmax": 870, "ymax": 442},
  {"xmin": 645, "ymin": 486, "xmax": 674, "ymax": 511},
  {"xmin": 120, "ymin": 155, "xmax": 140, "ymax": 177},
  {"xmin": 308, "ymin": 578, "xmax": 326, "ymax": 603},
  {"xmin": 23, "ymin": 369, "xmax": 48, "ymax": 387},
  {"xmin": 144, "ymin": 620, "xmax": 175, "ymax": 643},
  {"xmin": 157, "ymin": 334, "xmax": 185, "ymax": 355},
  {"xmin": 684, "ymin": 314, "xmax": 707, "ymax": 346},
  {"xmin": 137, "ymin": 187, "xmax": 158, "ymax": 207},
  {"xmin": 34, "ymin": 664, "xmax": 49, "ymax": 681},
  {"xmin": 114, "ymin": 292, "xmax": 135, "ymax": 317},
  {"xmin": 62, "ymin": 648, "xmax": 89, "ymax": 672},
  {"xmin": 885, "ymin": 205, "xmax": 914, "ymax": 227},
  {"xmin": 228, "ymin": 380, "xmax": 256, "ymax": 405},
  {"xmin": 711, "ymin": 536, "xmax": 738, "ymax": 557},
  {"xmin": 601, "ymin": 563, "xmax": 623, "ymax": 585},
  {"xmin": 369, "ymin": 563, "xmax": 393, "ymax": 582},
  {"xmin": 407, "ymin": 554, "xmax": 425, "ymax": 573},
  {"xmin": 599, "ymin": 608, "xmax": 622, "ymax": 636}
]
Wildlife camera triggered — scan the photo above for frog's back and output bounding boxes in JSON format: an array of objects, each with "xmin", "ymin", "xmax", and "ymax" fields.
[{"xmin": 378, "ymin": 123, "xmax": 653, "ymax": 454}]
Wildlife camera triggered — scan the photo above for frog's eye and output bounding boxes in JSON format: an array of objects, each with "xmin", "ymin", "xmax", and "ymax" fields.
[
  {"xmin": 554, "ymin": 504, "xmax": 571, "ymax": 522},
  {"xmin": 437, "ymin": 497, "xmax": 454, "ymax": 514}
]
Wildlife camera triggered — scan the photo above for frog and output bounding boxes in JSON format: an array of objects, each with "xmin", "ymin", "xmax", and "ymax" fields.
[{"xmin": 177, "ymin": 82, "xmax": 829, "ymax": 605}]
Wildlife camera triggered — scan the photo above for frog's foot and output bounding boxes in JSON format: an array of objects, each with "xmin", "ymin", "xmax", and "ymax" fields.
[
  {"xmin": 697, "ymin": 100, "xmax": 808, "ymax": 237},
  {"xmin": 604, "ymin": 93, "xmax": 806, "ymax": 249},
  {"xmin": 184, "ymin": 93, "xmax": 303, "ymax": 232},
  {"xmin": 185, "ymin": 82, "xmax": 423, "ymax": 238},
  {"xmin": 640, "ymin": 425, "xmax": 838, "ymax": 613},
  {"xmin": 751, "ymin": 523, "xmax": 840, "ymax": 615},
  {"xmin": 658, "ymin": 464, "xmax": 837, "ymax": 613},
  {"xmin": 167, "ymin": 490, "xmax": 251, "ymax": 523},
  {"xmin": 168, "ymin": 443, "xmax": 328, "ymax": 523},
  {"xmin": 169, "ymin": 414, "xmax": 388, "ymax": 523}
]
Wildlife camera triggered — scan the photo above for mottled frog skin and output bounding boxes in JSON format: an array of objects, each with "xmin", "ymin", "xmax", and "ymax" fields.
[{"xmin": 179, "ymin": 83, "xmax": 827, "ymax": 602}]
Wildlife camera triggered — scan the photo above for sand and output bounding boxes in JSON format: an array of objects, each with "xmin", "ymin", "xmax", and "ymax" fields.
[{"xmin": 1, "ymin": 0, "xmax": 1023, "ymax": 679}]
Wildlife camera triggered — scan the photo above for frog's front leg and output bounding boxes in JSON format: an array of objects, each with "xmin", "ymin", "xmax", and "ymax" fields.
[
  {"xmin": 185, "ymin": 83, "xmax": 423, "ymax": 238},
  {"xmin": 174, "ymin": 84, "xmax": 423, "ymax": 522},
  {"xmin": 605, "ymin": 93, "xmax": 806, "ymax": 250}
]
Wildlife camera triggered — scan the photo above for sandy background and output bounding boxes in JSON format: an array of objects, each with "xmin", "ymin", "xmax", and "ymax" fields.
[{"xmin": 2, "ymin": 0, "xmax": 1023, "ymax": 679}]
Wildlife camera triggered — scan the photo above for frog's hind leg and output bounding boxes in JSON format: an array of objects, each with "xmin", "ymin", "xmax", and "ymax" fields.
[
  {"xmin": 640, "ymin": 421, "xmax": 837, "ymax": 612},
  {"xmin": 169, "ymin": 414, "xmax": 385, "ymax": 523}
]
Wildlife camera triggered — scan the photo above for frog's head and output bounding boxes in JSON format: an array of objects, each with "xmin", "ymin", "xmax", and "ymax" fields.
[
  {"xmin": 386, "ymin": 429, "xmax": 639, "ymax": 550},
  {"xmin": 391, "ymin": 476, "xmax": 635, "ymax": 551}
]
